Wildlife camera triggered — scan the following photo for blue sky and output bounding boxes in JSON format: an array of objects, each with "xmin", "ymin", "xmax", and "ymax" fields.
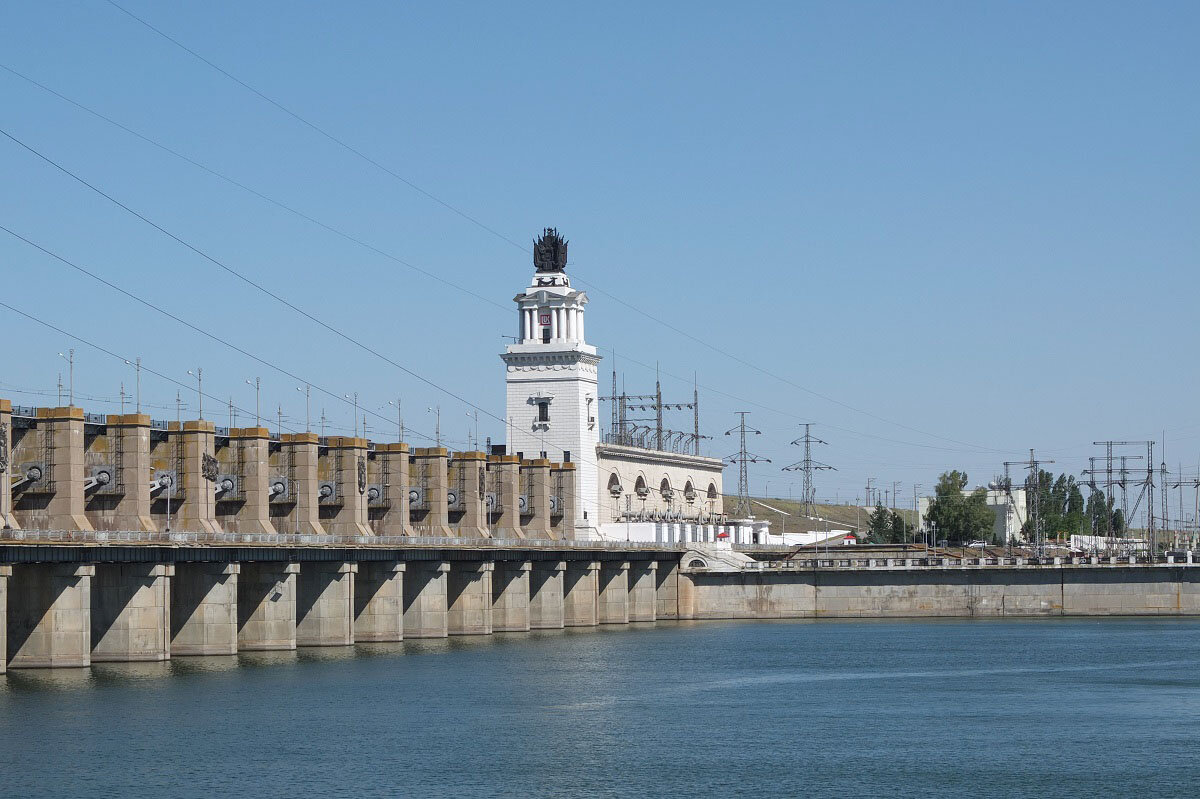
[{"xmin": 2, "ymin": 1, "xmax": 1197, "ymax": 514}]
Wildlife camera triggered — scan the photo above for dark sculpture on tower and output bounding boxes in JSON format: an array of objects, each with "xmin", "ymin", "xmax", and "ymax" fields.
[{"xmin": 533, "ymin": 227, "xmax": 568, "ymax": 273}]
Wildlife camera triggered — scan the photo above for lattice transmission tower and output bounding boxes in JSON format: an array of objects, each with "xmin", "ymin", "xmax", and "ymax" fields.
[
  {"xmin": 782, "ymin": 423, "xmax": 835, "ymax": 517},
  {"xmin": 724, "ymin": 412, "xmax": 770, "ymax": 519}
]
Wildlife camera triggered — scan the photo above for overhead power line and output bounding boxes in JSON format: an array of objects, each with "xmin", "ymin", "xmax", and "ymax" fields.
[
  {"xmin": 0, "ymin": 299, "xmax": 297, "ymax": 433},
  {"xmin": 98, "ymin": 0, "xmax": 1006, "ymax": 454},
  {"xmin": 0, "ymin": 63, "xmax": 509, "ymax": 314},
  {"xmin": 0, "ymin": 125, "xmax": 504, "ymax": 433},
  {"xmin": 0, "ymin": 223, "xmax": 440, "ymax": 444}
]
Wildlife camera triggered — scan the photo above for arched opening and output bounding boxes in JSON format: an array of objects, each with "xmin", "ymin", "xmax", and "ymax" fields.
[
  {"xmin": 659, "ymin": 477, "xmax": 673, "ymax": 501},
  {"xmin": 684, "ymin": 480, "xmax": 696, "ymax": 503},
  {"xmin": 706, "ymin": 482, "xmax": 718, "ymax": 500},
  {"xmin": 687, "ymin": 558, "xmax": 708, "ymax": 569},
  {"xmin": 607, "ymin": 473, "xmax": 622, "ymax": 496},
  {"xmin": 634, "ymin": 475, "xmax": 648, "ymax": 498}
]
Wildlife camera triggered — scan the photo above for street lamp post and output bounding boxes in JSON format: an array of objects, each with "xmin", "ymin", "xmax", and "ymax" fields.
[
  {"xmin": 57, "ymin": 349, "xmax": 74, "ymax": 406},
  {"xmin": 296, "ymin": 385, "xmax": 311, "ymax": 431},
  {"xmin": 246, "ymin": 378, "xmax": 260, "ymax": 427},
  {"xmin": 427, "ymin": 406, "xmax": 441, "ymax": 448},
  {"xmin": 186, "ymin": 368, "xmax": 203, "ymax": 419},
  {"xmin": 123, "ymin": 357, "xmax": 142, "ymax": 413},
  {"xmin": 345, "ymin": 393, "xmax": 359, "ymax": 437},
  {"xmin": 387, "ymin": 399, "xmax": 404, "ymax": 443}
]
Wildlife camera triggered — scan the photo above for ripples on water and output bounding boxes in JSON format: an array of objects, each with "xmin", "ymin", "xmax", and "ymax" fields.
[{"xmin": 2, "ymin": 618, "xmax": 1198, "ymax": 798}]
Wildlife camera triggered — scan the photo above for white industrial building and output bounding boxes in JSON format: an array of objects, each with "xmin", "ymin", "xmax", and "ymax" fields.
[{"xmin": 502, "ymin": 229, "xmax": 731, "ymax": 542}]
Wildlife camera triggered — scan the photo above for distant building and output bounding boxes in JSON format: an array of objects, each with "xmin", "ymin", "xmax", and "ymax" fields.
[{"xmin": 918, "ymin": 486, "xmax": 1027, "ymax": 544}]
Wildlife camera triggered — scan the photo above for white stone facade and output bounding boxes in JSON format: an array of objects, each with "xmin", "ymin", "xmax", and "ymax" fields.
[
  {"xmin": 502, "ymin": 264, "xmax": 601, "ymax": 538},
  {"xmin": 596, "ymin": 444, "xmax": 725, "ymax": 525}
]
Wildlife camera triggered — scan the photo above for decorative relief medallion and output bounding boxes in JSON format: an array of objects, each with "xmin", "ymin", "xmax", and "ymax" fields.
[
  {"xmin": 201, "ymin": 453, "xmax": 219, "ymax": 481},
  {"xmin": 357, "ymin": 456, "xmax": 367, "ymax": 495}
]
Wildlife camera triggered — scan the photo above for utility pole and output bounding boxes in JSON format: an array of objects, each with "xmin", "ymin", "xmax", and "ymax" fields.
[
  {"xmin": 782, "ymin": 423, "xmax": 834, "ymax": 517},
  {"xmin": 725, "ymin": 412, "xmax": 770, "ymax": 519},
  {"xmin": 1004, "ymin": 449, "xmax": 1054, "ymax": 555}
]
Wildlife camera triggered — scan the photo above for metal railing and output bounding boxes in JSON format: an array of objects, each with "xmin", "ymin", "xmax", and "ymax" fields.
[{"xmin": 0, "ymin": 528, "xmax": 682, "ymax": 551}]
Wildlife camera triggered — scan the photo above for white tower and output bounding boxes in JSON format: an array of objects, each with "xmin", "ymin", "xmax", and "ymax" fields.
[{"xmin": 502, "ymin": 228, "xmax": 601, "ymax": 539}]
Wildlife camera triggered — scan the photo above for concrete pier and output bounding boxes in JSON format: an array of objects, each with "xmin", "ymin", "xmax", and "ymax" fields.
[
  {"xmin": 402, "ymin": 560, "xmax": 449, "ymax": 638},
  {"xmin": 217, "ymin": 427, "xmax": 275, "ymax": 534},
  {"xmin": 655, "ymin": 559, "xmax": 681, "ymax": 619},
  {"xmin": 172, "ymin": 421, "xmax": 221, "ymax": 535},
  {"xmin": 629, "ymin": 560, "xmax": 658, "ymax": 622},
  {"xmin": 0, "ymin": 565, "xmax": 9, "ymax": 673},
  {"xmin": 450, "ymin": 452, "xmax": 489, "ymax": 538},
  {"xmin": 171, "ymin": 562, "xmax": 239, "ymax": 656},
  {"xmin": 7, "ymin": 563, "xmax": 94, "ymax": 668},
  {"xmin": 529, "ymin": 560, "xmax": 565, "ymax": 629},
  {"xmin": 272, "ymin": 434, "xmax": 325, "ymax": 535},
  {"xmin": 598, "ymin": 560, "xmax": 630, "ymax": 624},
  {"xmin": 410, "ymin": 448, "xmax": 452, "ymax": 536},
  {"xmin": 447, "ymin": 562, "xmax": 493, "ymax": 635},
  {"xmin": 88, "ymin": 414, "xmax": 155, "ymax": 532},
  {"xmin": 354, "ymin": 561, "xmax": 404, "ymax": 642},
  {"xmin": 0, "ymin": 400, "xmax": 15, "ymax": 529},
  {"xmin": 491, "ymin": 561, "xmax": 532, "ymax": 632},
  {"xmin": 237, "ymin": 562, "xmax": 299, "ymax": 651},
  {"xmin": 319, "ymin": 438, "xmax": 371, "ymax": 537},
  {"xmin": 297, "ymin": 561, "xmax": 356, "ymax": 646},
  {"xmin": 550, "ymin": 462, "xmax": 576, "ymax": 540},
  {"xmin": 563, "ymin": 560, "xmax": 599, "ymax": 627},
  {"xmin": 13, "ymin": 407, "xmax": 93, "ymax": 532},
  {"xmin": 486, "ymin": 455, "xmax": 523, "ymax": 539},
  {"xmin": 520, "ymin": 459, "xmax": 553, "ymax": 539},
  {"xmin": 367, "ymin": 443, "xmax": 412, "ymax": 536},
  {"xmin": 91, "ymin": 563, "xmax": 172, "ymax": 662}
]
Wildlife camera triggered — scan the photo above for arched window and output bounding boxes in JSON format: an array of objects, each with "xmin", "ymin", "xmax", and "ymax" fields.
[
  {"xmin": 707, "ymin": 482, "xmax": 718, "ymax": 500},
  {"xmin": 635, "ymin": 475, "xmax": 649, "ymax": 498},
  {"xmin": 607, "ymin": 473, "xmax": 622, "ymax": 496},
  {"xmin": 660, "ymin": 477, "xmax": 673, "ymax": 500},
  {"xmin": 684, "ymin": 480, "xmax": 696, "ymax": 503}
]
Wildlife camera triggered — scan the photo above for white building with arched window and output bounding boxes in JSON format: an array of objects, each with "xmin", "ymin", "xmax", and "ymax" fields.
[{"xmin": 502, "ymin": 229, "xmax": 734, "ymax": 542}]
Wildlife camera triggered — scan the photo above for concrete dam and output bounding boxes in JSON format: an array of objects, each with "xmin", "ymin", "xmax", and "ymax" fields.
[{"xmin": 3, "ymin": 401, "xmax": 1200, "ymax": 672}]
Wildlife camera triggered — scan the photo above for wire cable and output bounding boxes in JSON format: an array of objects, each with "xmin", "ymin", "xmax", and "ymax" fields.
[{"xmin": 99, "ymin": 0, "xmax": 1005, "ymax": 453}]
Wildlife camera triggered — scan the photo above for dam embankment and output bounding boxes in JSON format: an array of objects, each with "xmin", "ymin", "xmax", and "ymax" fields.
[{"xmin": 3, "ymin": 535, "xmax": 1200, "ymax": 671}]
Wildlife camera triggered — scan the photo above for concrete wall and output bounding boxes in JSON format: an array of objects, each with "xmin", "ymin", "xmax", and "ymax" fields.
[
  {"xmin": 492, "ymin": 561, "xmax": 531, "ymax": 632},
  {"xmin": 238, "ymin": 562, "xmax": 299, "ymax": 650},
  {"xmin": 403, "ymin": 561, "xmax": 449, "ymax": 638},
  {"xmin": 91, "ymin": 563, "xmax": 172, "ymax": 662},
  {"xmin": 172, "ymin": 562, "xmax": 238, "ymax": 656},
  {"xmin": 7, "ymin": 563, "xmax": 94, "ymax": 668},
  {"xmin": 354, "ymin": 561, "xmax": 404, "ymax": 642},
  {"xmin": 679, "ymin": 565, "xmax": 1200, "ymax": 620},
  {"xmin": 529, "ymin": 560, "xmax": 565, "ymax": 629}
]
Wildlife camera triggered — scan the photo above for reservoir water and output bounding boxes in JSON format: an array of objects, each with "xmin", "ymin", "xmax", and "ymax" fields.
[{"xmin": 2, "ymin": 618, "xmax": 1198, "ymax": 798}]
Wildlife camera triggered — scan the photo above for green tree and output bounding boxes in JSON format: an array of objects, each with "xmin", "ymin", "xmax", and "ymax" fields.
[
  {"xmin": 925, "ymin": 471, "xmax": 995, "ymax": 545},
  {"xmin": 1085, "ymin": 490, "xmax": 1124, "ymax": 536},
  {"xmin": 867, "ymin": 503, "xmax": 892, "ymax": 543}
]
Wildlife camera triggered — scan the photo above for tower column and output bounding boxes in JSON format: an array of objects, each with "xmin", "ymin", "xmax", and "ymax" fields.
[{"xmin": 550, "ymin": 307, "xmax": 559, "ymax": 341}]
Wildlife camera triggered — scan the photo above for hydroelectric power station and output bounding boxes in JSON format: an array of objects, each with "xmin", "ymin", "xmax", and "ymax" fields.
[{"xmin": 2, "ymin": 231, "xmax": 1200, "ymax": 671}]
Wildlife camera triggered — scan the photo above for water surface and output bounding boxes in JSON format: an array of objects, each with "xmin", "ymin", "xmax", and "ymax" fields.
[{"xmin": 2, "ymin": 618, "xmax": 1198, "ymax": 797}]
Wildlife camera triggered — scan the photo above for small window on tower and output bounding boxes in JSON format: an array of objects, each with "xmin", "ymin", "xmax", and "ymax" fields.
[
  {"xmin": 542, "ymin": 327, "xmax": 551, "ymax": 344},
  {"xmin": 537, "ymin": 401, "xmax": 550, "ymax": 422}
]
